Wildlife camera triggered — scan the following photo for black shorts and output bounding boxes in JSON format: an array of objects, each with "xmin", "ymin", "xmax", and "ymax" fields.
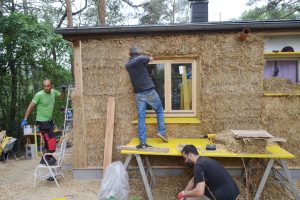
[{"xmin": 36, "ymin": 120, "xmax": 55, "ymax": 139}]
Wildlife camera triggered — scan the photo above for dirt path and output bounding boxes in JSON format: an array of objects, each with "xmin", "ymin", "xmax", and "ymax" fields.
[
  {"xmin": 1, "ymin": 157, "xmax": 300, "ymax": 200},
  {"xmin": 0, "ymin": 158, "xmax": 99, "ymax": 200}
]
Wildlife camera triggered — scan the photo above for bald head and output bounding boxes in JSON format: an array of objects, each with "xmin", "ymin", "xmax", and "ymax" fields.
[{"xmin": 43, "ymin": 79, "xmax": 53, "ymax": 93}]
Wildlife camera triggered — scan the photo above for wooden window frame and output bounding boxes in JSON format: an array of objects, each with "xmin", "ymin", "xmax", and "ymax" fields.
[{"xmin": 147, "ymin": 59, "xmax": 197, "ymax": 117}]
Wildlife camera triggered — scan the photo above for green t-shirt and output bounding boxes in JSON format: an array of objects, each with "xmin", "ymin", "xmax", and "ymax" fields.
[{"xmin": 32, "ymin": 89, "xmax": 61, "ymax": 122}]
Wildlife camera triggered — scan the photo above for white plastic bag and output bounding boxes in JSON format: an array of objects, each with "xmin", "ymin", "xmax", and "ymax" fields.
[
  {"xmin": 23, "ymin": 125, "xmax": 32, "ymax": 135},
  {"xmin": 97, "ymin": 161, "xmax": 129, "ymax": 200}
]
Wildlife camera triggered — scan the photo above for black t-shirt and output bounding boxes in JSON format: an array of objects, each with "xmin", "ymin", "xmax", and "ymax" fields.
[
  {"xmin": 125, "ymin": 55, "xmax": 155, "ymax": 93},
  {"xmin": 193, "ymin": 157, "xmax": 239, "ymax": 200}
]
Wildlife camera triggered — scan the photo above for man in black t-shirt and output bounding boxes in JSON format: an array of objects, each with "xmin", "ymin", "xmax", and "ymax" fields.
[{"xmin": 178, "ymin": 145, "xmax": 240, "ymax": 200}]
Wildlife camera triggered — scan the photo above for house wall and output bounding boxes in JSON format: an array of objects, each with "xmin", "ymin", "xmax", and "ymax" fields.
[
  {"xmin": 72, "ymin": 32, "xmax": 300, "ymax": 169},
  {"xmin": 265, "ymin": 36, "xmax": 300, "ymax": 52}
]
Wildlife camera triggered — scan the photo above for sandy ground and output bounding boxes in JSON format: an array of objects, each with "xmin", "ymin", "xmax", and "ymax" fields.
[
  {"xmin": 0, "ymin": 155, "xmax": 99, "ymax": 200},
  {"xmin": 1, "ymin": 155, "xmax": 300, "ymax": 200}
]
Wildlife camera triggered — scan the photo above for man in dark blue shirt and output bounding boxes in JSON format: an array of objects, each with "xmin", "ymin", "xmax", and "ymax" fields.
[
  {"xmin": 125, "ymin": 47, "xmax": 168, "ymax": 148},
  {"xmin": 178, "ymin": 145, "xmax": 240, "ymax": 200}
]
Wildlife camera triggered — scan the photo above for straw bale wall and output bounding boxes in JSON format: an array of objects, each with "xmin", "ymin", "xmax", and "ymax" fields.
[
  {"xmin": 72, "ymin": 32, "xmax": 300, "ymax": 169},
  {"xmin": 262, "ymin": 96, "xmax": 300, "ymax": 166}
]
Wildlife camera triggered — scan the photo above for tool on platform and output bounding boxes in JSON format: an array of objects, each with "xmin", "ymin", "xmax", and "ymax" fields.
[{"xmin": 204, "ymin": 134, "xmax": 216, "ymax": 151}]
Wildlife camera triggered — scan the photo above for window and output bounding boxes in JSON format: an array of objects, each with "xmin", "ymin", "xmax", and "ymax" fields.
[
  {"xmin": 146, "ymin": 60, "xmax": 196, "ymax": 116},
  {"xmin": 264, "ymin": 59, "xmax": 299, "ymax": 83}
]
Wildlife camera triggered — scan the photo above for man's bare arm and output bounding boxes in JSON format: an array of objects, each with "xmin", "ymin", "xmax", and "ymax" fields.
[
  {"xmin": 184, "ymin": 182, "xmax": 205, "ymax": 198},
  {"xmin": 24, "ymin": 102, "xmax": 36, "ymax": 120},
  {"xmin": 184, "ymin": 177, "xmax": 195, "ymax": 191}
]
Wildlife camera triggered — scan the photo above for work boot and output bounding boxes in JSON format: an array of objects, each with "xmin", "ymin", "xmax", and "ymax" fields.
[
  {"xmin": 40, "ymin": 156, "xmax": 57, "ymax": 166},
  {"xmin": 48, "ymin": 157, "xmax": 57, "ymax": 166},
  {"xmin": 40, "ymin": 158, "xmax": 46, "ymax": 165},
  {"xmin": 136, "ymin": 143, "xmax": 153, "ymax": 149},
  {"xmin": 46, "ymin": 177, "xmax": 55, "ymax": 181},
  {"xmin": 157, "ymin": 133, "xmax": 169, "ymax": 143}
]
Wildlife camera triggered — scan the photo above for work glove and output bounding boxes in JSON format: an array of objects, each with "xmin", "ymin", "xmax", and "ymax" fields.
[
  {"xmin": 21, "ymin": 119, "xmax": 27, "ymax": 128},
  {"xmin": 61, "ymin": 85, "xmax": 66, "ymax": 92},
  {"xmin": 177, "ymin": 191, "xmax": 185, "ymax": 200}
]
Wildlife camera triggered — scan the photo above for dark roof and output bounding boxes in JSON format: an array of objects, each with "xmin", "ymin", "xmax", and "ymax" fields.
[{"xmin": 55, "ymin": 20, "xmax": 300, "ymax": 40}]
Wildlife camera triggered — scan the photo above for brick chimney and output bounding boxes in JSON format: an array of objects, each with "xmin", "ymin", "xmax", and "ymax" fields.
[{"xmin": 189, "ymin": 0, "xmax": 209, "ymax": 23}]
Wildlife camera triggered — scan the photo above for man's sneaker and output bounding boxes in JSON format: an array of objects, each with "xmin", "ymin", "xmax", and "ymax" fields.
[
  {"xmin": 40, "ymin": 158, "xmax": 46, "ymax": 165},
  {"xmin": 157, "ymin": 133, "xmax": 169, "ymax": 142},
  {"xmin": 48, "ymin": 157, "xmax": 57, "ymax": 166},
  {"xmin": 136, "ymin": 143, "xmax": 153, "ymax": 149},
  {"xmin": 40, "ymin": 157, "xmax": 57, "ymax": 166},
  {"xmin": 46, "ymin": 177, "xmax": 55, "ymax": 181}
]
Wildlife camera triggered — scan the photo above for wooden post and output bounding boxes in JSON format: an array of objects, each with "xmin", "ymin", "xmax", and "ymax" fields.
[
  {"xmin": 34, "ymin": 125, "xmax": 38, "ymax": 158},
  {"xmin": 103, "ymin": 97, "xmax": 115, "ymax": 171},
  {"xmin": 73, "ymin": 40, "xmax": 88, "ymax": 168}
]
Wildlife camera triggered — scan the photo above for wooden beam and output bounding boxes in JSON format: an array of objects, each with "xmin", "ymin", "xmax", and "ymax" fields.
[
  {"xmin": 73, "ymin": 40, "xmax": 88, "ymax": 168},
  {"xmin": 103, "ymin": 97, "xmax": 115, "ymax": 171},
  {"xmin": 232, "ymin": 130, "xmax": 274, "ymax": 138},
  {"xmin": 117, "ymin": 145, "xmax": 169, "ymax": 153}
]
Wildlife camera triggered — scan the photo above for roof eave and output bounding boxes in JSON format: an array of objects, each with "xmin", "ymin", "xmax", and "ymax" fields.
[{"xmin": 55, "ymin": 20, "xmax": 300, "ymax": 40}]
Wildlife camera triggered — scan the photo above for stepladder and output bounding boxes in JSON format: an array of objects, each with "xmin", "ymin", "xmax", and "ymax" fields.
[{"xmin": 62, "ymin": 84, "xmax": 74, "ymax": 136}]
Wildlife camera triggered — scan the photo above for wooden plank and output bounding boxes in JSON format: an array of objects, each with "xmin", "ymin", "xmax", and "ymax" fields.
[
  {"xmin": 103, "ymin": 97, "xmax": 115, "ymax": 171},
  {"xmin": 264, "ymin": 93, "xmax": 300, "ymax": 97},
  {"xmin": 232, "ymin": 130, "xmax": 274, "ymax": 138},
  {"xmin": 268, "ymin": 137, "xmax": 287, "ymax": 143},
  {"xmin": 73, "ymin": 40, "xmax": 88, "ymax": 168},
  {"xmin": 117, "ymin": 145, "xmax": 169, "ymax": 153},
  {"xmin": 131, "ymin": 117, "xmax": 201, "ymax": 124}
]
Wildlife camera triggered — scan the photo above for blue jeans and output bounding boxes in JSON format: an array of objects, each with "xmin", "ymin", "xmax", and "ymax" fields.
[{"xmin": 135, "ymin": 89, "xmax": 165, "ymax": 144}]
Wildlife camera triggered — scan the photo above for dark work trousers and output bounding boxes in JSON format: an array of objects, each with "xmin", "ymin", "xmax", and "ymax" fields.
[{"xmin": 37, "ymin": 121, "xmax": 56, "ymax": 161}]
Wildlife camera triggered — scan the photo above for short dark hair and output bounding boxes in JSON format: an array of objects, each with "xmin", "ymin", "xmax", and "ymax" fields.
[
  {"xmin": 129, "ymin": 47, "xmax": 140, "ymax": 58},
  {"xmin": 182, "ymin": 145, "xmax": 199, "ymax": 155},
  {"xmin": 281, "ymin": 46, "xmax": 294, "ymax": 52}
]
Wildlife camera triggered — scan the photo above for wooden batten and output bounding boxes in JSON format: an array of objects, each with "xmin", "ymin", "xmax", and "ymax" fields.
[
  {"xmin": 73, "ymin": 40, "xmax": 88, "ymax": 168},
  {"xmin": 103, "ymin": 97, "xmax": 115, "ymax": 171}
]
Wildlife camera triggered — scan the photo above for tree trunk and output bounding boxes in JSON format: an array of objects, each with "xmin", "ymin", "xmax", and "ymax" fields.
[
  {"xmin": 51, "ymin": 46, "xmax": 57, "ymax": 62},
  {"xmin": 23, "ymin": 0, "xmax": 28, "ymax": 14},
  {"xmin": 98, "ymin": 0, "xmax": 105, "ymax": 26},
  {"xmin": 172, "ymin": 0, "xmax": 175, "ymax": 23},
  {"xmin": 8, "ymin": 62, "xmax": 17, "ymax": 137},
  {"xmin": 66, "ymin": 0, "xmax": 73, "ymax": 27},
  {"xmin": 11, "ymin": 0, "xmax": 16, "ymax": 12}
]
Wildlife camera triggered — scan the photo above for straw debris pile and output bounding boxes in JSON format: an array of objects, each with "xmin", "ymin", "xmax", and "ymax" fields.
[{"xmin": 216, "ymin": 130, "xmax": 267, "ymax": 154}]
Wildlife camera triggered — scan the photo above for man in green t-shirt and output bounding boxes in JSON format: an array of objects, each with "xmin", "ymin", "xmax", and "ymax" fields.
[{"xmin": 21, "ymin": 79, "xmax": 65, "ymax": 166}]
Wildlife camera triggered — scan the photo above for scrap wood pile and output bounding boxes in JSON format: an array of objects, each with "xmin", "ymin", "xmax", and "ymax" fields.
[{"xmin": 216, "ymin": 129, "xmax": 275, "ymax": 154}]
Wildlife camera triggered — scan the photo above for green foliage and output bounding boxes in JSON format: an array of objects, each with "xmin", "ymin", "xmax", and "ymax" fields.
[
  {"xmin": 83, "ymin": 0, "xmax": 126, "ymax": 26},
  {"xmin": 140, "ymin": 0, "xmax": 166, "ymax": 24},
  {"xmin": 0, "ymin": 12, "xmax": 71, "ymax": 139},
  {"xmin": 240, "ymin": 0, "xmax": 299, "ymax": 20},
  {"xmin": 131, "ymin": 196, "xmax": 142, "ymax": 200},
  {"xmin": 139, "ymin": 0, "xmax": 189, "ymax": 24}
]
